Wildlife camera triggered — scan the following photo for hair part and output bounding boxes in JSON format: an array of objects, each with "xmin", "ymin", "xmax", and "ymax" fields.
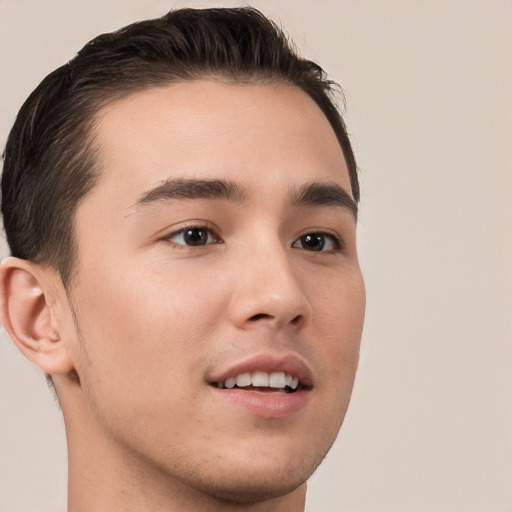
[{"xmin": 2, "ymin": 7, "xmax": 359, "ymax": 288}]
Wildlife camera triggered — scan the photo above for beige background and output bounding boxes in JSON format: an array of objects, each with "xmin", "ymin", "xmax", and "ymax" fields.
[{"xmin": 1, "ymin": 1, "xmax": 511, "ymax": 511}]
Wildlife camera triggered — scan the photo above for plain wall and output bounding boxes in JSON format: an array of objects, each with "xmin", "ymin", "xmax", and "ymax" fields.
[{"xmin": 0, "ymin": 1, "xmax": 511, "ymax": 511}]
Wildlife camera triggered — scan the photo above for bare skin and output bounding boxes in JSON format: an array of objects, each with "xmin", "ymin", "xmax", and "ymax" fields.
[{"xmin": 0, "ymin": 81, "xmax": 365, "ymax": 511}]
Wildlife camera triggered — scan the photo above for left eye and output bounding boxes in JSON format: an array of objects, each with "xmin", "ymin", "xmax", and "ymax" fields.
[
  {"xmin": 167, "ymin": 227, "xmax": 220, "ymax": 246},
  {"xmin": 292, "ymin": 233, "xmax": 339, "ymax": 252}
]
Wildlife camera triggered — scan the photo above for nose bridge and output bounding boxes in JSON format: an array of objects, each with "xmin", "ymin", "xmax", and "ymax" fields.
[{"xmin": 228, "ymin": 233, "xmax": 312, "ymax": 330}]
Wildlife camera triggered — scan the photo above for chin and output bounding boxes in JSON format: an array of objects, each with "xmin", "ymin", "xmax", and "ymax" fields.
[
  {"xmin": 191, "ymin": 466, "xmax": 308, "ymax": 504},
  {"xmin": 182, "ymin": 439, "xmax": 332, "ymax": 505}
]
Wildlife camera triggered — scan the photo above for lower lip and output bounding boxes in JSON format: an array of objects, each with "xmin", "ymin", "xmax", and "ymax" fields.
[{"xmin": 210, "ymin": 386, "xmax": 310, "ymax": 419}]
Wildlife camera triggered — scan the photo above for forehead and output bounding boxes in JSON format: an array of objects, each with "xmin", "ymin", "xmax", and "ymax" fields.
[{"xmin": 87, "ymin": 80, "xmax": 352, "ymax": 216}]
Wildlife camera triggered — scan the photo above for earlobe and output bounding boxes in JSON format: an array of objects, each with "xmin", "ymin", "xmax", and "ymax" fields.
[{"xmin": 0, "ymin": 257, "xmax": 74, "ymax": 375}]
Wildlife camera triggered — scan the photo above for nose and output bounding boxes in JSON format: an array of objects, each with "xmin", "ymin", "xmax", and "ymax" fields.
[{"xmin": 228, "ymin": 243, "xmax": 312, "ymax": 332}]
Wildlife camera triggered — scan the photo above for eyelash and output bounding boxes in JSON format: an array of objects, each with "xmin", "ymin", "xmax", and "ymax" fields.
[
  {"xmin": 292, "ymin": 231, "xmax": 344, "ymax": 253},
  {"xmin": 164, "ymin": 224, "xmax": 222, "ymax": 248},
  {"xmin": 163, "ymin": 225, "xmax": 344, "ymax": 253}
]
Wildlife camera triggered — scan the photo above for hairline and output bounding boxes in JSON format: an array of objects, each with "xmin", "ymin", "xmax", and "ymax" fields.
[{"xmin": 64, "ymin": 75, "xmax": 356, "ymax": 290}]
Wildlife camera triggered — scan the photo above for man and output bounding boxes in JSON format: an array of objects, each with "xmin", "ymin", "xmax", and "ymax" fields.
[{"xmin": 0, "ymin": 7, "xmax": 365, "ymax": 512}]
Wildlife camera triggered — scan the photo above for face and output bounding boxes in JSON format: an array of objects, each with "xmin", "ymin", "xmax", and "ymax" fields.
[{"xmin": 63, "ymin": 81, "xmax": 365, "ymax": 502}]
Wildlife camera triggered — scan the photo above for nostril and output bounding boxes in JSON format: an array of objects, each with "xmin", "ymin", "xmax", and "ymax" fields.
[
  {"xmin": 249, "ymin": 313, "xmax": 273, "ymax": 321},
  {"xmin": 247, "ymin": 313, "xmax": 305, "ymax": 326},
  {"xmin": 291, "ymin": 314, "xmax": 303, "ymax": 326}
]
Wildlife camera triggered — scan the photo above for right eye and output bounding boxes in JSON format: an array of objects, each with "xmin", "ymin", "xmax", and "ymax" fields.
[
  {"xmin": 292, "ymin": 232, "xmax": 342, "ymax": 253},
  {"xmin": 167, "ymin": 226, "xmax": 221, "ymax": 247}
]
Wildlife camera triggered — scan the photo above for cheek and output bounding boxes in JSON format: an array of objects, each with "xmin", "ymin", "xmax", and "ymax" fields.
[
  {"xmin": 73, "ymin": 263, "xmax": 229, "ymax": 395},
  {"xmin": 311, "ymin": 266, "xmax": 365, "ymax": 333},
  {"xmin": 309, "ymin": 269, "xmax": 365, "ymax": 382}
]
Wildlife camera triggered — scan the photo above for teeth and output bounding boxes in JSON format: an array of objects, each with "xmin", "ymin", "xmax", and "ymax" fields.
[
  {"xmin": 235, "ymin": 373, "xmax": 251, "ymax": 387},
  {"xmin": 252, "ymin": 371, "xmax": 269, "ymax": 387},
  {"xmin": 219, "ymin": 371, "xmax": 300, "ymax": 390},
  {"xmin": 225, "ymin": 377, "xmax": 237, "ymax": 389},
  {"xmin": 269, "ymin": 372, "xmax": 286, "ymax": 388}
]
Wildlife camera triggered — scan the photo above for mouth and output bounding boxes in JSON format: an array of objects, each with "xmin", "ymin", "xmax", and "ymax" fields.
[
  {"xmin": 206, "ymin": 353, "xmax": 313, "ymax": 418},
  {"xmin": 212, "ymin": 371, "xmax": 303, "ymax": 394}
]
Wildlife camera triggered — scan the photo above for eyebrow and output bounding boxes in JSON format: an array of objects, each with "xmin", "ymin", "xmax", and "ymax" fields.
[
  {"xmin": 131, "ymin": 177, "xmax": 248, "ymax": 210},
  {"xmin": 290, "ymin": 182, "xmax": 358, "ymax": 220},
  {"xmin": 130, "ymin": 177, "xmax": 357, "ymax": 220}
]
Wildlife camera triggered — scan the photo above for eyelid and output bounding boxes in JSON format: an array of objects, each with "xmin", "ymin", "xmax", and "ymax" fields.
[
  {"xmin": 160, "ymin": 221, "xmax": 222, "ymax": 246},
  {"xmin": 292, "ymin": 229, "xmax": 345, "ymax": 252}
]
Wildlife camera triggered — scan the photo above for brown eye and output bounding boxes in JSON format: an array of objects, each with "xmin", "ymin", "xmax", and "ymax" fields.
[
  {"xmin": 168, "ymin": 227, "xmax": 219, "ymax": 246},
  {"xmin": 183, "ymin": 228, "xmax": 208, "ymax": 246},
  {"xmin": 292, "ymin": 233, "xmax": 339, "ymax": 252}
]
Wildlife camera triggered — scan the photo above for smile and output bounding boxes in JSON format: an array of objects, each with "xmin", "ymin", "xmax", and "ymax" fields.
[
  {"xmin": 207, "ymin": 353, "xmax": 313, "ymax": 418},
  {"xmin": 214, "ymin": 371, "xmax": 301, "ymax": 393}
]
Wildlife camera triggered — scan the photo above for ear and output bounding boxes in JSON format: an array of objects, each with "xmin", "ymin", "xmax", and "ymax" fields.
[{"xmin": 0, "ymin": 257, "xmax": 74, "ymax": 375}]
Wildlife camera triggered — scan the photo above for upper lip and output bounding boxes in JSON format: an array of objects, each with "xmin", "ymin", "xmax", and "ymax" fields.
[{"xmin": 207, "ymin": 352, "xmax": 314, "ymax": 388}]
